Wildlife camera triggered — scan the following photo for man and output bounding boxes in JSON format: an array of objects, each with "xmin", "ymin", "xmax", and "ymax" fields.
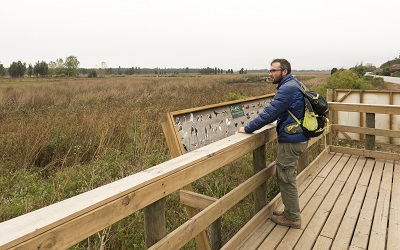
[{"xmin": 238, "ymin": 58, "xmax": 308, "ymax": 229}]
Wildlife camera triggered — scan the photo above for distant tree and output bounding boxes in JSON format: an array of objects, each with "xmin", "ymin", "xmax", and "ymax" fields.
[
  {"xmin": 54, "ymin": 58, "xmax": 65, "ymax": 75},
  {"xmin": 88, "ymin": 69, "xmax": 97, "ymax": 78},
  {"xmin": 33, "ymin": 61, "xmax": 49, "ymax": 77},
  {"xmin": 48, "ymin": 61, "xmax": 57, "ymax": 76},
  {"xmin": 365, "ymin": 63, "xmax": 376, "ymax": 72},
  {"xmin": 9, "ymin": 61, "xmax": 26, "ymax": 78},
  {"xmin": 331, "ymin": 68, "xmax": 338, "ymax": 75},
  {"xmin": 380, "ymin": 66, "xmax": 391, "ymax": 76},
  {"xmin": 200, "ymin": 67, "xmax": 215, "ymax": 75},
  {"xmin": 28, "ymin": 64, "xmax": 33, "ymax": 77},
  {"xmin": 64, "ymin": 55, "xmax": 80, "ymax": 76},
  {"xmin": 239, "ymin": 68, "xmax": 245, "ymax": 74},
  {"xmin": 350, "ymin": 63, "xmax": 367, "ymax": 78},
  {"xmin": 0, "ymin": 64, "xmax": 5, "ymax": 76}
]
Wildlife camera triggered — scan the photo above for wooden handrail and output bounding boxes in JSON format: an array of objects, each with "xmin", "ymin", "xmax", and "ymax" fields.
[
  {"xmin": 328, "ymin": 102, "xmax": 400, "ymax": 115},
  {"xmin": 0, "ymin": 124, "xmax": 278, "ymax": 249}
]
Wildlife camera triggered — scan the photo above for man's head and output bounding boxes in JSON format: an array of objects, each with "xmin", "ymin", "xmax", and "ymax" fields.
[{"xmin": 269, "ymin": 58, "xmax": 291, "ymax": 84}]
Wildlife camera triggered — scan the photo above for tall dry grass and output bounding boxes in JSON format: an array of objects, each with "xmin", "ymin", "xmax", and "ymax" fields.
[{"xmin": 0, "ymin": 73, "xmax": 328, "ymax": 248}]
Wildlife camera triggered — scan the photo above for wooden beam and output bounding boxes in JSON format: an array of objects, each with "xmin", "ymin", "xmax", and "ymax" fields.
[
  {"xmin": 148, "ymin": 162, "xmax": 276, "ymax": 250},
  {"xmin": 160, "ymin": 113, "xmax": 184, "ymax": 157},
  {"xmin": 179, "ymin": 190, "xmax": 217, "ymax": 210},
  {"xmin": 337, "ymin": 91, "xmax": 352, "ymax": 102},
  {"xmin": 329, "ymin": 146, "xmax": 400, "ymax": 161},
  {"xmin": 253, "ymin": 144, "xmax": 267, "ymax": 213},
  {"xmin": 340, "ymin": 131, "xmax": 352, "ymax": 140},
  {"xmin": 331, "ymin": 125, "xmax": 400, "ymax": 138},
  {"xmin": 329, "ymin": 102, "xmax": 400, "ymax": 115}
]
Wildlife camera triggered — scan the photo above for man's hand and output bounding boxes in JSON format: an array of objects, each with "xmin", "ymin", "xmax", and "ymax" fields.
[{"xmin": 238, "ymin": 127, "xmax": 246, "ymax": 133}]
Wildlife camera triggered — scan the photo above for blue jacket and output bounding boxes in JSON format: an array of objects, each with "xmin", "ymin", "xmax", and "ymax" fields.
[{"xmin": 244, "ymin": 74, "xmax": 309, "ymax": 143}]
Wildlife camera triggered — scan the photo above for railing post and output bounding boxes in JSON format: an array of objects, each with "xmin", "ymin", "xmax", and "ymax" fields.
[
  {"xmin": 366, "ymin": 113, "xmax": 375, "ymax": 151},
  {"xmin": 144, "ymin": 198, "xmax": 166, "ymax": 248},
  {"xmin": 327, "ymin": 89, "xmax": 334, "ymax": 146},
  {"xmin": 253, "ymin": 144, "xmax": 267, "ymax": 213},
  {"xmin": 210, "ymin": 217, "xmax": 222, "ymax": 250}
]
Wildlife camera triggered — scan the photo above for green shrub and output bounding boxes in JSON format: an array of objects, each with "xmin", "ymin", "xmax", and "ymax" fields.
[{"xmin": 392, "ymin": 71, "xmax": 400, "ymax": 77}]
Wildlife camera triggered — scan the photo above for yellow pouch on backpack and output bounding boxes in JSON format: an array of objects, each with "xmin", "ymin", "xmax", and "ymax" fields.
[{"xmin": 302, "ymin": 109, "xmax": 318, "ymax": 131}]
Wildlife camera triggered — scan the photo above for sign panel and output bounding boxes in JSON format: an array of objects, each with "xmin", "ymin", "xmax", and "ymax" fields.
[{"xmin": 162, "ymin": 94, "xmax": 274, "ymax": 155}]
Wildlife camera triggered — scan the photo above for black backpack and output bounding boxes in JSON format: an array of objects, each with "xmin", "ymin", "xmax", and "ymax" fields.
[{"xmin": 286, "ymin": 81, "xmax": 329, "ymax": 137}]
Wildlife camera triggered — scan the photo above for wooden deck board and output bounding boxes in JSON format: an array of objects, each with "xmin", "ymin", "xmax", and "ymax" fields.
[
  {"xmin": 319, "ymin": 156, "xmax": 365, "ymax": 240},
  {"xmin": 228, "ymin": 151, "xmax": 399, "ymax": 250},
  {"xmin": 294, "ymin": 173, "xmax": 348, "ymax": 249},
  {"xmin": 368, "ymin": 160, "xmax": 393, "ymax": 250},
  {"xmin": 350, "ymin": 160, "xmax": 384, "ymax": 249},
  {"xmin": 388, "ymin": 160, "xmax": 400, "ymax": 249},
  {"xmin": 275, "ymin": 154, "xmax": 351, "ymax": 249}
]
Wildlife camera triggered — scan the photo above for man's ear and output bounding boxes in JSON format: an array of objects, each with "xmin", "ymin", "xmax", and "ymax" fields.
[{"xmin": 282, "ymin": 69, "xmax": 288, "ymax": 76}]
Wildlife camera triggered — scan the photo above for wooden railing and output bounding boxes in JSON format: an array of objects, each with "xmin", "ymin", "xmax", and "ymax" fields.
[
  {"xmin": 0, "ymin": 123, "xmax": 281, "ymax": 249},
  {"xmin": 2, "ymin": 102, "xmax": 400, "ymax": 249}
]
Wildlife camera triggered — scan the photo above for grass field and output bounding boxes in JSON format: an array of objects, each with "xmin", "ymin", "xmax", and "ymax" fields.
[{"xmin": 0, "ymin": 72, "xmax": 332, "ymax": 248}]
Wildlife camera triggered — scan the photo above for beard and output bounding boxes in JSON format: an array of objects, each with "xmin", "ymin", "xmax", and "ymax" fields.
[{"xmin": 272, "ymin": 74, "xmax": 283, "ymax": 84}]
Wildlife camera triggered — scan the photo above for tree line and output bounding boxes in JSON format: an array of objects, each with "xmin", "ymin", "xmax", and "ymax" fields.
[
  {"xmin": 0, "ymin": 56, "xmax": 80, "ymax": 78},
  {"xmin": 0, "ymin": 56, "xmax": 250, "ymax": 78}
]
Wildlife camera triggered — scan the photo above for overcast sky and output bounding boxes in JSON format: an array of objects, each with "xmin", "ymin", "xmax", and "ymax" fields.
[{"xmin": 1, "ymin": 0, "xmax": 399, "ymax": 70}]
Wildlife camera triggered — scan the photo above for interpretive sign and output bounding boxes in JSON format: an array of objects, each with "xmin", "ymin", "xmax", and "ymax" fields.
[{"xmin": 161, "ymin": 94, "xmax": 275, "ymax": 157}]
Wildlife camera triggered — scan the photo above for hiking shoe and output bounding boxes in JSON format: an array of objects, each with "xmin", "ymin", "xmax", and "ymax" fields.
[
  {"xmin": 273, "ymin": 210, "xmax": 285, "ymax": 216},
  {"xmin": 271, "ymin": 214, "xmax": 301, "ymax": 229}
]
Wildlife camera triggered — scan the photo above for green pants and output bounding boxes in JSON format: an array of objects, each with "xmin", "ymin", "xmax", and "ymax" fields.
[{"xmin": 276, "ymin": 141, "xmax": 308, "ymax": 220}]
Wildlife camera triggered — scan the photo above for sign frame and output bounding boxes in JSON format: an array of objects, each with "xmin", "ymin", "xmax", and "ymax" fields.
[{"xmin": 161, "ymin": 94, "xmax": 275, "ymax": 158}]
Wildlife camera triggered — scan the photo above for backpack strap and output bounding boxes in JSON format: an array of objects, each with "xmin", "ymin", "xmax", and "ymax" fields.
[
  {"xmin": 285, "ymin": 80, "xmax": 307, "ymax": 124},
  {"xmin": 288, "ymin": 110, "xmax": 301, "ymax": 125},
  {"xmin": 286, "ymin": 80, "xmax": 309, "ymax": 94}
]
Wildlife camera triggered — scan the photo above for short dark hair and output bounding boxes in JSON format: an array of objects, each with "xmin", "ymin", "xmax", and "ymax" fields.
[{"xmin": 271, "ymin": 58, "xmax": 291, "ymax": 74}]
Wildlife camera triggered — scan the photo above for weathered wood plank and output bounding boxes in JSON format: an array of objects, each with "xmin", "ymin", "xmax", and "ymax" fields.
[
  {"xmin": 387, "ymin": 161, "xmax": 400, "ymax": 249},
  {"xmin": 179, "ymin": 190, "xmax": 217, "ymax": 210},
  {"xmin": 223, "ymin": 151, "xmax": 333, "ymax": 250},
  {"xmin": 294, "ymin": 156, "xmax": 359, "ymax": 249},
  {"xmin": 148, "ymin": 161, "xmax": 276, "ymax": 250},
  {"xmin": 350, "ymin": 160, "xmax": 384, "ymax": 249},
  {"xmin": 332, "ymin": 124, "xmax": 400, "ymax": 138},
  {"xmin": 276, "ymin": 154, "xmax": 351, "ymax": 249},
  {"xmin": 329, "ymin": 146, "xmax": 400, "ymax": 161},
  {"xmin": 368, "ymin": 160, "xmax": 393, "ymax": 249},
  {"xmin": 319, "ymin": 157, "xmax": 366, "ymax": 239},
  {"xmin": 330, "ymin": 158, "xmax": 375, "ymax": 249},
  {"xmin": 257, "ymin": 225, "xmax": 291, "ymax": 249},
  {"xmin": 328, "ymin": 102, "xmax": 400, "ymax": 115},
  {"xmin": 238, "ymin": 219, "xmax": 275, "ymax": 250},
  {"xmin": 312, "ymin": 236, "xmax": 332, "ymax": 250}
]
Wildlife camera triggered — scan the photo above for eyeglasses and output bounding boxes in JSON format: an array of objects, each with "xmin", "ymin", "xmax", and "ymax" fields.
[{"xmin": 269, "ymin": 69, "xmax": 282, "ymax": 73}]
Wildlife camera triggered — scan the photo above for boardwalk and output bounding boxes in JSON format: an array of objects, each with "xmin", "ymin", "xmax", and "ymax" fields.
[{"xmin": 234, "ymin": 152, "xmax": 399, "ymax": 250}]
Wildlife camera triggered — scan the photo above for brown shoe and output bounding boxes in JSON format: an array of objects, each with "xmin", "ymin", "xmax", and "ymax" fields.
[
  {"xmin": 273, "ymin": 210, "xmax": 285, "ymax": 216},
  {"xmin": 271, "ymin": 214, "xmax": 301, "ymax": 229}
]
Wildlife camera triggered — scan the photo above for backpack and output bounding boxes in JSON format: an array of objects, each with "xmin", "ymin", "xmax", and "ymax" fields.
[{"xmin": 286, "ymin": 81, "xmax": 329, "ymax": 137}]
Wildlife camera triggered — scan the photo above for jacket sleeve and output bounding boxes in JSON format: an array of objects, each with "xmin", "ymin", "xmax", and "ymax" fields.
[{"xmin": 244, "ymin": 84, "xmax": 296, "ymax": 133}]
